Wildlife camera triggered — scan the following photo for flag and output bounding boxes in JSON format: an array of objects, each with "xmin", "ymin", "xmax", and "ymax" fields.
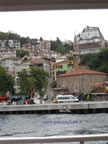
[{"xmin": 87, "ymin": 94, "xmax": 90, "ymax": 100}]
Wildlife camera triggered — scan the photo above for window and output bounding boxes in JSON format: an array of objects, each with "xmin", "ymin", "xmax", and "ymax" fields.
[
  {"xmin": 74, "ymin": 84, "xmax": 78, "ymax": 92},
  {"xmin": 89, "ymin": 84, "xmax": 93, "ymax": 91},
  {"xmin": 56, "ymin": 66, "xmax": 62, "ymax": 69}
]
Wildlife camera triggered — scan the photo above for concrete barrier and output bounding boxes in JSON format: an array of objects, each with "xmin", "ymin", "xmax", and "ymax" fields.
[{"xmin": 0, "ymin": 101, "xmax": 108, "ymax": 114}]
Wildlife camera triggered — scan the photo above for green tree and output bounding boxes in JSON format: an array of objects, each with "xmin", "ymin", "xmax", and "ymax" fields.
[
  {"xmin": 56, "ymin": 37, "xmax": 61, "ymax": 44},
  {"xmin": 98, "ymin": 48, "xmax": 108, "ymax": 65},
  {"xmin": 97, "ymin": 62, "xmax": 108, "ymax": 73},
  {"xmin": 20, "ymin": 37, "xmax": 29, "ymax": 46},
  {"xmin": 16, "ymin": 50, "xmax": 29, "ymax": 58},
  {"xmin": 8, "ymin": 32, "xmax": 20, "ymax": 41},
  {"xmin": 80, "ymin": 53, "xmax": 100, "ymax": 70},
  {"xmin": 50, "ymin": 80, "xmax": 57, "ymax": 88},
  {"xmin": 64, "ymin": 41, "xmax": 73, "ymax": 51},
  {"xmin": 18, "ymin": 67, "xmax": 48, "ymax": 100},
  {"xmin": 56, "ymin": 70, "xmax": 66, "ymax": 75},
  {"xmin": 0, "ymin": 31, "xmax": 38, "ymax": 47},
  {"xmin": 80, "ymin": 48, "xmax": 108, "ymax": 74},
  {"xmin": 0, "ymin": 66, "xmax": 14, "ymax": 96},
  {"xmin": 51, "ymin": 40, "xmax": 58, "ymax": 51},
  {"xmin": 0, "ymin": 32, "xmax": 8, "ymax": 40},
  {"xmin": 67, "ymin": 55, "xmax": 73, "ymax": 60},
  {"xmin": 80, "ymin": 53, "xmax": 95, "ymax": 66},
  {"xmin": 40, "ymin": 37, "xmax": 43, "ymax": 41},
  {"xmin": 51, "ymin": 38, "xmax": 73, "ymax": 54},
  {"xmin": 18, "ymin": 70, "xmax": 35, "ymax": 96},
  {"xmin": 30, "ymin": 67, "xmax": 48, "ymax": 100},
  {"xmin": 56, "ymin": 44, "xmax": 67, "ymax": 54}
]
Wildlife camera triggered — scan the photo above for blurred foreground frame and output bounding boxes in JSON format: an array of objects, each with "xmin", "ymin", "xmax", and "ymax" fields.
[{"xmin": 0, "ymin": 0, "xmax": 108, "ymax": 12}]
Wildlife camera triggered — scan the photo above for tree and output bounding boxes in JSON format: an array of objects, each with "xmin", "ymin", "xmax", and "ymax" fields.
[
  {"xmin": 98, "ymin": 48, "xmax": 108, "ymax": 65},
  {"xmin": 56, "ymin": 37, "xmax": 61, "ymax": 44},
  {"xmin": 67, "ymin": 55, "xmax": 73, "ymax": 60},
  {"xmin": 0, "ymin": 31, "xmax": 38, "ymax": 47},
  {"xmin": 80, "ymin": 53, "xmax": 95, "ymax": 66},
  {"xmin": 51, "ymin": 40, "xmax": 58, "ymax": 51},
  {"xmin": 64, "ymin": 41, "xmax": 73, "ymax": 51},
  {"xmin": 18, "ymin": 70, "xmax": 35, "ymax": 96},
  {"xmin": 18, "ymin": 67, "xmax": 48, "ymax": 101},
  {"xmin": 97, "ymin": 62, "xmax": 108, "ymax": 74},
  {"xmin": 16, "ymin": 50, "xmax": 29, "ymax": 58},
  {"xmin": 30, "ymin": 67, "xmax": 48, "ymax": 99},
  {"xmin": 0, "ymin": 32, "xmax": 8, "ymax": 40},
  {"xmin": 40, "ymin": 37, "xmax": 43, "ymax": 41},
  {"xmin": 80, "ymin": 53, "xmax": 100, "ymax": 70},
  {"xmin": 56, "ymin": 44, "xmax": 67, "ymax": 54},
  {"xmin": 20, "ymin": 37, "xmax": 29, "ymax": 46},
  {"xmin": 56, "ymin": 70, "xmax": 66, "ymax": 75},
  {"xmin": 50, "ymin": 80, "xmax": 57, "ymax": 88},
  {"xmin": 80, "ymin": 48, "xmax": 108, "ymax": 74},
  {"xmin": 0, "ymin": 66, "xmax": 14, "ymax": 96},
  {"xmin": 51, "ymin": 38, "xmax": 73, "ymax": 54}
]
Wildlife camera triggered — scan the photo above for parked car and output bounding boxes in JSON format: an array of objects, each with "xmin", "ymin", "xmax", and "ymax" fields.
[
  {"xmin": 52, "ymin": 99, "xmax": 57, "ymax": 103},
  {"xmin": 56, "ymin": 95, "xmax": 79, "ymax": 103},
  {"xmin": 24, "ymin": 99, "xmax": 30, "ymax": 104}
]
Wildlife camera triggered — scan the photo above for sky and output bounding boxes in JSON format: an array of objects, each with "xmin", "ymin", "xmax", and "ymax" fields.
[{"xmin": 0, "ymin": 9, "xmax": 108, "ymax": 42}]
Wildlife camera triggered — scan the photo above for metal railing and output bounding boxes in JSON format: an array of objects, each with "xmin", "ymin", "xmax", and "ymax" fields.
[{"xmin": 0, "ymin": 134, "xmax": 108, "ymax": 144}]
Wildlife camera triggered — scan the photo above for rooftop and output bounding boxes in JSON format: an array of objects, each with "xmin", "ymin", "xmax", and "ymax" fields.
[
  {"xmin": 31, "ymin": 58, "xmax": 44, "ymax": 64},
  {"xmin": 2, "ymin": 56, "xmax": 20, "ymax": 60},
  {"xmin": 58, "ymin": 69, "xmax": 106, "ymax": 77}
]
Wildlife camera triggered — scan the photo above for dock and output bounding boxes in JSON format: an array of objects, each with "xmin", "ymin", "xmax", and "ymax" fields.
[{"xmin": 0, "ymin": 101, "xmax": 108, "ymax": 114}]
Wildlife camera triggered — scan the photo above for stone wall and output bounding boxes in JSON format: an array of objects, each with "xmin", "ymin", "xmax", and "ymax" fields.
[{"xmin": 57, "ymin": 74, "xmax": 107, "ymax": 93}]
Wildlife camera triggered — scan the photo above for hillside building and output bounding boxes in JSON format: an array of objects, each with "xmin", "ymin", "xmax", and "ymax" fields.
[
  {"xmin": 0, "ymin": 48, "xmax": 16, "ymax": 58},
  {"xmin": 57, "ymin": 69, "xmax": 107, "ymax": 93},
  {"xmin": 53, "ymin": 60, "xmax": 73, "ymax": 80},
  {"xmin": 76, "ymin": 26, "xmax": 106, "ymax": 54},
  {"xmin": 1, "ymin": 56, "xmax": 21, "ymax": 75},
  {"xmin": 0, "ymin": 40, "xmax": 21, "ymax": 50},
  {"xmin": 36, "ymin": 40, "xmax": 51, "ymax": 51}
]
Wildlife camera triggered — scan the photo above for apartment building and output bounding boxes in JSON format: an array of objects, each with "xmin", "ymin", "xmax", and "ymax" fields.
[
  {"xmin": 0, "ymin": 48, "xmax": 16, "ymax": 58},
  {"xmin": 36, "ymin": 40, "xmax": 51, "ymax": 51},
  {"xmin": 76, "ymin": 26, "xmax": 106, "ymax": 54},
  {"xmin": 1, "ymin": 56, "xmax": 21, "ymax": 75}
]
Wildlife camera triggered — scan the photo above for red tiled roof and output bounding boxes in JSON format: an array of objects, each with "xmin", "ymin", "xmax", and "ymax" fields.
[{"xmin": 58, "ymin": 69, "xmax": 106, "ymax": 77}]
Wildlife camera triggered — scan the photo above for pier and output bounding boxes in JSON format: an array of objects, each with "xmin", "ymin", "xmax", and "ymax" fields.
[{"xmin": 0, "ymin": 101, "xmax": 108, "ymax": 114}]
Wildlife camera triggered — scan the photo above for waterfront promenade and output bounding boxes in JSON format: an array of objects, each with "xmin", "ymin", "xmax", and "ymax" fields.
[{"xmin": 0, "ymin": 101, "xmax": 108, "ymax": 114}]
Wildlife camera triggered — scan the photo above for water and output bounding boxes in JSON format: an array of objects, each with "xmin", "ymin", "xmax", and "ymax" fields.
[{"xmin": 0, "ymin": 113, "xmax": 108, "ymax": 143}]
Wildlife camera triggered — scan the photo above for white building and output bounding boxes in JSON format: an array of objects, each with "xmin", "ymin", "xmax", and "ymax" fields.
[
  {"xmin": 22, "ymin": 43, "xmax": 35, "ymax": 52},
  {"xmin": 0, "ymin": 40, "xmax": 7, "ymax": 47},
  {"xmin": 0, "ymin": 49, "xmax": 16, "ymax": 58},
  {"xmin": 77, "ymin": 26, "xmax": 104, "ymax": 44},
  {"xmin": 76, "ymin": 26, "xmax": 106, "ymax": 54},
  {"xmin": 1, "ymin": 57, "xmax": 21, "ymax": 75},
  {"xmin": 12, "ymin": 40, "xmax": 21, "ymax": 50},
  {"xmin": 14, "ymin": 61, "xmax": 30, "ymax": 76},
  {"xmin": 0, "ymin": 40, "xmax": 20, "ymax": 50},
  {"xmin": 36, "ymin": 40, "xmax": 51, "ymax": 51}
]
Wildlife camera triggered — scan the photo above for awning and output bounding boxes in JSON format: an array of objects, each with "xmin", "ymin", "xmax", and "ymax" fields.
[
  {"xmin": 104, "ymin": 81, "xmax": 108, "ymax": 86},
  {"xmin": 95, "ymin": 83, "xmax": 102, "ymax": 86},
  {"xmin": 10, "ymin": 96, "xmax": 29, "ymax": 100},
  {"xmin": 0, "ymin": 97, "xmax": 9, "ymax": 102}
]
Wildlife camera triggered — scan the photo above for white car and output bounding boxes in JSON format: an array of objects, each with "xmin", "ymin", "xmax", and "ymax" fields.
[{"xmin": 56, "ymin": 95, "xmax": 79, "ymax": 103}]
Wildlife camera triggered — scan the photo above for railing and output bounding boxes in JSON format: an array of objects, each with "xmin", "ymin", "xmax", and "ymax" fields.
[{"xmin": 0, "ymin": 134, "xmax": 108, "ymax": 144}]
